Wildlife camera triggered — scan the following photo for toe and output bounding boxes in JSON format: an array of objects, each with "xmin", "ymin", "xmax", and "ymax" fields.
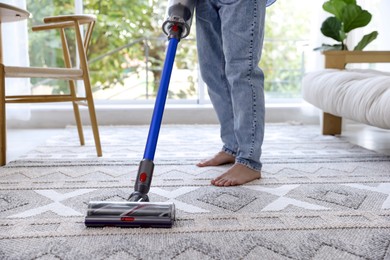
[
  {"xmin": 196, "ymin": 162, "xmax": 205, "ymax": 167},
  {"xmin": 196, "ymin": 160, "xmax": 210, "ymax": 167},
  {"xmin": 227, "ymin": 179, "xmax": 238, "ymax": 186},
  {"xmin": 223, "ymin": 180, "xmax": 232, "ymax": 187},
  {"xmin": 212, "ymin": 178, "xmax": 224, "ymax": 186},
  {"xmin": 211, "ymin": 176, "xmax": 222, "ymax": 185}
]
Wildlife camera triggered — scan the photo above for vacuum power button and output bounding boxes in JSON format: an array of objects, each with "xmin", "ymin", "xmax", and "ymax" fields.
[{"xmin": 139, "ymin": 172, "xmax": 148, "ymax": 182}]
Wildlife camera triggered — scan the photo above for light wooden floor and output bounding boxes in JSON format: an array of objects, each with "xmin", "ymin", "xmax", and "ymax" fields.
[
  {"xmin": 7, "ymin": 128, "xmax": 62, "ymax": 163},
  {"xmin": 340, "ymin": 124, "xmax": 390, "ymax": 155},
  {"xmin": 5, "ymin": 123, "xmax": 390, "ymax": 163}
]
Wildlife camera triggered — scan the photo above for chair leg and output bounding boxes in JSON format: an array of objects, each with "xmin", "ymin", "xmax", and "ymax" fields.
[
  {"xmin": 86, "ymin": 95, "xmax": 102, "ymax": 157},
  {"xmin": 72, "ymin": 101, "xmax": 85, "ymax": 146},
  {"xmin": 60, "ymin": 29, "xmax": 85, "ymax": 147},
  {"xmin": 322, "ymin": 112, "xmax": 342, "ymax": 135},
  {"xmin": 69, "ymin": 80, "xmax": 85, "ymax": 146},
  {"xmin": 74, "ymin": 21, "xmax": 102, "ymax": 157},
  {"xmin": 83, "ymin": 80, "xmax": 102, "ymax": 157},
  {"xmin": 0, "ymin": 64, "xmax": 6, "ymax": 165}
]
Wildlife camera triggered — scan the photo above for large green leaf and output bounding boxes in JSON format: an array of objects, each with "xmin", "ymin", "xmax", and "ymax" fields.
[
  {"xmin": 322, "ymin": 0, "xmax": 356, "ymax": 19},
  {"xmin": 321, "ymin": 17, "xmax": 343, "ymax": 41},
  {"xmin": 353, "ymin": 31, "xmax": 379, "ymax": 50},
  {"xmin": 323, "ymin": 0, "xmax": 346, "ymax": 20},
  {"xmin": 317, "ymin": 0, "xmax": 377, "ymax": 52},
  {"xmin": 342, "ymin": 4, "xmax": 372, "ymax": 33}
]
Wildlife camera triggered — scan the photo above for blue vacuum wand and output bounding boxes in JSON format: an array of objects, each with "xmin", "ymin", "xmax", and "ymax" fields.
[
  {"xmin": 130, "ymin": 37, "xmax": 179, "ymax": 203},
  {"xmin": 129, "ymin": 0, "xmax": 195, "ymax": 204},
  {"xmin": 85, "ymin": 0, "xmax": 196, "ymax": 228}
]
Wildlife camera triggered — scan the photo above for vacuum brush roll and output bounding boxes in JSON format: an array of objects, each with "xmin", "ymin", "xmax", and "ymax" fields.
[{"xmin": 85, "ymin": 201, "xmax": 175, "ymax": 228}]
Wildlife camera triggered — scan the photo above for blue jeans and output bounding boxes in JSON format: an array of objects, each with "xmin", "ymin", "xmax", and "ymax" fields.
[{"xmin": 196, "ymin": 0, "xmax": 267, "ymax": 172}]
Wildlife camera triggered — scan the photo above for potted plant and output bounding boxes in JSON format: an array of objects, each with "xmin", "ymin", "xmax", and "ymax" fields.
[{"xmin": 315, "ymin": 0, "xmax": 378, "ymax": 51}]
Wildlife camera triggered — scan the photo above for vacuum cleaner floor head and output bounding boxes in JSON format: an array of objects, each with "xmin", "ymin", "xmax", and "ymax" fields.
[{"xmin": 85, "ymin": 201, "xmax": 175, "ymax": 228}]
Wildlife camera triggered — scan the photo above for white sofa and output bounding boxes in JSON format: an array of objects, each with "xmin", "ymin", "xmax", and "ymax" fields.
[{"xmin": 302, "ymin": 51, "xmax": 390, "ymax": 135}]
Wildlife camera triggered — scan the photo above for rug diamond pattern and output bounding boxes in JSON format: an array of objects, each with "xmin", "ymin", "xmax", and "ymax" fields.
[{"xmin": 1, "ymin": 124, "xmax": 389, "ymax": 259}]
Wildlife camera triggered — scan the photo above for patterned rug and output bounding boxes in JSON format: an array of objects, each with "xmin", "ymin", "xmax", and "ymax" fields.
[{"xmin": 1, "ymin": 124, "xmax": 390, "ymax": 259}]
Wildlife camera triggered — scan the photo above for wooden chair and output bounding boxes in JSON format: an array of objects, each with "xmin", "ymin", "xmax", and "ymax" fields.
[{"xmin": 0, "ymin": 3, "xmax": 102, "ymax": 165}]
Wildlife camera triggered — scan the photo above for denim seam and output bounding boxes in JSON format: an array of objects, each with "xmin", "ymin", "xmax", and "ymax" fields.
[
  {"xmin": 246, "ymin": 0, "xmax": 258, "ymax": 159},
  {"xmin": 218, "ymin": 10, "xmax": 236, "ymax": 154}
]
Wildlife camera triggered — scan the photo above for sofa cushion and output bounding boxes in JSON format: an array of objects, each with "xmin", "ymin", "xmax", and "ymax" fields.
[{"xmin": 302, "ymin": 69, "xmax": 390, "ymax": 129}]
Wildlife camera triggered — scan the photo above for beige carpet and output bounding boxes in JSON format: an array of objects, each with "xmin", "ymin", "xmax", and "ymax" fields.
[{"xmin": 1, "ymin": 124, "xmax": 390, "ymax": 259}]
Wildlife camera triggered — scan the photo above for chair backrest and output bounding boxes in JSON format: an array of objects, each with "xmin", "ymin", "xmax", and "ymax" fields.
[{"xmin": 32, "ymin": 15, "xmax": 96, "ymax": 70}]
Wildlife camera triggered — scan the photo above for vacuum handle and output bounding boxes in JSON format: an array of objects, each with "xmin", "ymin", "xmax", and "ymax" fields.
[{"xmin": 162, "ymin": 0, "xmax": 197, "ymax": 39}]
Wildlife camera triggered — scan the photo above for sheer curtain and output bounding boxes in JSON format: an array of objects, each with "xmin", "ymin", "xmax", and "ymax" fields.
[{"xmin": 1, "ymin": 0, "xmax": 30, "ymax": 120}]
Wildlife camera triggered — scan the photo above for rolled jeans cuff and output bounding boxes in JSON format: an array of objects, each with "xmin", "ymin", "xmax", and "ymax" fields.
[
  {"xmin": 236, "ymin": 158, "xmax": 262, "ymax": 172},
  {"xmin": 222, "ymin": 146, "xmax": 237, "ymax": 157}
]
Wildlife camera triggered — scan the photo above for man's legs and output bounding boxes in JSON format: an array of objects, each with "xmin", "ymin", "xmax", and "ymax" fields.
[
  {"xmin": 196, "ymin": 0, "xmax": 238, "ymax": 159},
  {"xmin": 196, "ymin": 0, "xmax": 267, "ymax": 186},
  {"xmin": 220, "ymin": 0, "xmax": 267, "ymax": 172}
]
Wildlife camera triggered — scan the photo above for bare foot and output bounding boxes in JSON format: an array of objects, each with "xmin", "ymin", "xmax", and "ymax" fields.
[
  {"xmin": 196, "ymin": 151, "xmax": 235, "ymax": 167},
  {"xmin": 211, "ymin": 163, "xmax": 261, "ymax": 186}
]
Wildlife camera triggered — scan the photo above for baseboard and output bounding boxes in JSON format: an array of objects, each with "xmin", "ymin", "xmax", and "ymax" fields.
[{"xmin": 7, "ymin": 102, "xmax": 321, "ymax": 128}]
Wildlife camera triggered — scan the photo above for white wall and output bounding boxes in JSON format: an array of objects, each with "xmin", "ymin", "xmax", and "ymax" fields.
[
  {"xmin": 378, "ymin": 0, "xmax": 390, "ymax": 71},
  {"xmin": 1, "ymin": 0, "xmax": 30, "ymax": 120}
]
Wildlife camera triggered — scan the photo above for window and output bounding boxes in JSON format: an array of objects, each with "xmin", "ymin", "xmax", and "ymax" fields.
[
  {"xmin": 26, "ymin": 0, "xmax": 384, "ymax": 105},
  {"xmin": 27, "ymin": 0, "xmax": 76, "ymax": 97}
]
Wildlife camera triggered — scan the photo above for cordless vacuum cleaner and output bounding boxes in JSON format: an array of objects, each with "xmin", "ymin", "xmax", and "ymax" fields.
[{"xmin": 85, "ymin": 0, "xmax": 196, "ymax": 228}]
